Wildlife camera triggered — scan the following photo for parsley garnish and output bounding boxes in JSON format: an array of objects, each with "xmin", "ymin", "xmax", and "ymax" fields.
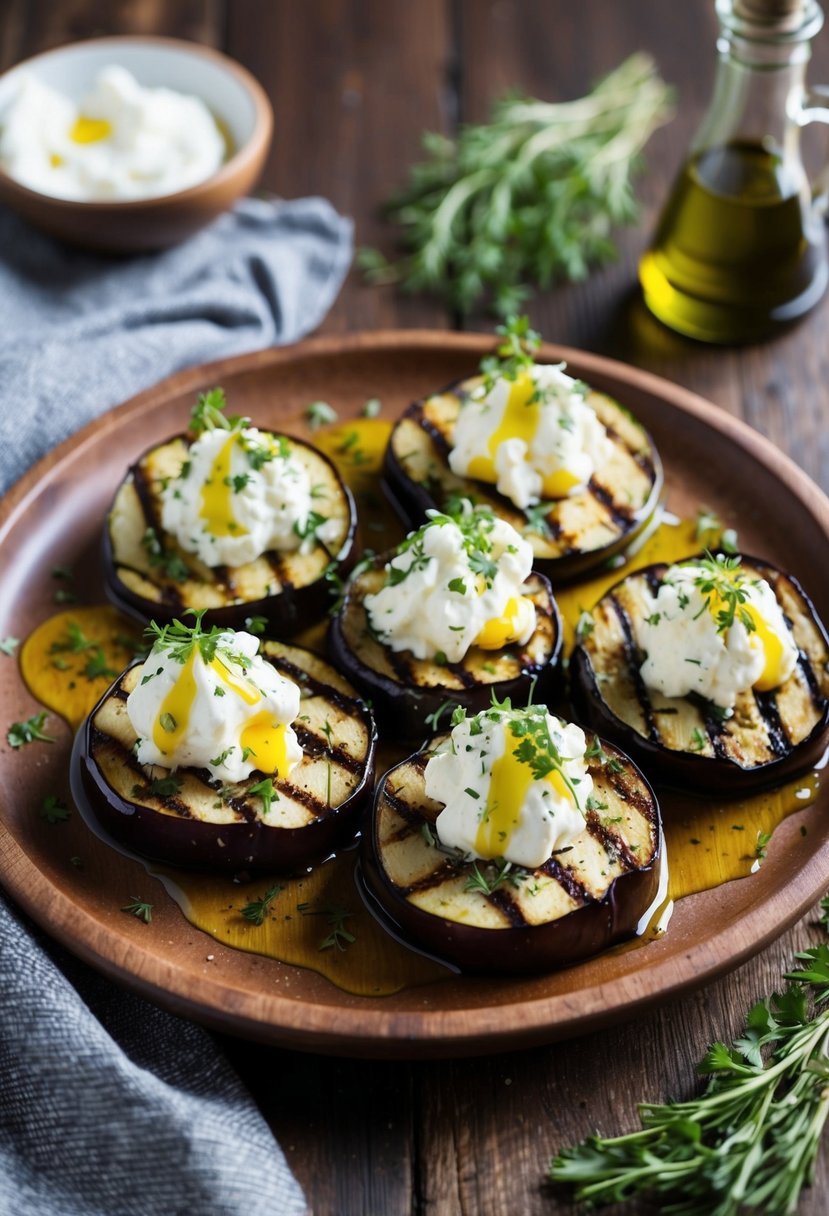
[
  {"xmin": 132, "ymin": 774, "xmax": 184, "ymax": 799},
  {"xmin": 40, "ymin": 795, "xmax": 70, "ymax": 824},
  {"xmin": 241, "ymin": 884, "xmax": 283, "ymax": 925},
  {"xmin": 692, "ymin": 552, "xmax": 755, "ymax": 636},
  {"xmin": 8, "ymin": 712, "xmax": 54, "ymax": 749},
  {"xmin": 145, "ymin": 609, "xmax": 248, "ymax": 671},
  {"xmin": 305, "ymin": 400, "xmax": 338, "ymax": 431},
  {"xmin": 298, "ymin": 902, "xmax": 356, "ymax": 951},
  {"xmin": 141, "ymin": 527, "xmax": 190, "ymax": 583},
  {"xmin": 249, "ymin": 777, "xmax": 279, "ymax": 815},
  {"xmin": 82, "ymin": 648, "xmax": 118, "ymax": 682},
  {"xmin": 0, "ymin": 637, "xmax": 19, "ymax": 657},
  {"xmin": 121, "ymin": 897, "xmax": 153, "ymax": 924}
]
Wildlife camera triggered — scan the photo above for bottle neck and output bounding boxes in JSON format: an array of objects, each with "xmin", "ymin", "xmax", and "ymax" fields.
[{"xmin": 691, "ymin": 0, "xmax": 824, "ymax": 163}]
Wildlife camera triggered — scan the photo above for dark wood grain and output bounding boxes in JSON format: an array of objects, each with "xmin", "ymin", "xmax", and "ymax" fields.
[{"xmin": 1, "ymin": 2, "xmax": 829, "ymax": 1215}]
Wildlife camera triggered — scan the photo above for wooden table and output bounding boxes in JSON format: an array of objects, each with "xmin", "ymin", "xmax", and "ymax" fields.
[{"xmin": 3, "ymin": 3, "xmax": 829, "ymax": 1212}]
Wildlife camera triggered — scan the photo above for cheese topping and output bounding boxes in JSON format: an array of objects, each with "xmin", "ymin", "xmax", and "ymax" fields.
[
  {"xmin": 424, "ymin": 704, "xmax": 590, "ymax": 869},
  {"xmin": 160, "ymin": 425, "xmax": 338, "ymax": 568},
  {"xmin": 363, "ymin": 503, "xmax": 537, "ymax": 663},
  {"xmin": 127, "ymin": 621, "xmax": 302, "ymax": 784},
  {"xmin": 448, "ymin": 363, "xmax": 612, "ymax": 510},
  {"xmin": 0, "ymin": 65, "xmax": 226, "ymax": 201},
  {"xmin": 636, "ymin": 556, "xmax": 799, "ymax": 710}
]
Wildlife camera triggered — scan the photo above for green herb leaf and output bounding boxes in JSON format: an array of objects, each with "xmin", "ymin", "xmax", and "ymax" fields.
[
  {"xmin": 0, "ymin": 637, "xmax": 19, "ymax": 657},
  {"xmin": 121, "ymin": 897, "xmax": 153, "ymax": 924},
  {"xmin": 305, "ymin": 400, "xmax": 338, "ymax": 431},
  {"xmin": 240, "ymin": 884, "xmax": 283, "ymax": 925},
  {"xmin": 8, "ymin": 711, "xmax": 54, "ymax": 749},
  {"xmin": 361, "ymin": 55, "xmax": 672, "ymax": 315},
  {"xmin": 40, "ymin": 794, "xmax": 70, "ymax": 824}
]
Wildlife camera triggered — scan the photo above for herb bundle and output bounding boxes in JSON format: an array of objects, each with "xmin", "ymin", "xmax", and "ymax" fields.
[
  {"xmin": 361, "ymin": 53, "xmax": 672, "ymax": 315},
  {"xmin": 551, "ymin": 911, "xmax": 829, "ymax": 1214}
]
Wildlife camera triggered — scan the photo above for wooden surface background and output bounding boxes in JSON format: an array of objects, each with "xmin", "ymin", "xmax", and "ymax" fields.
[{"xmin": 2, "ymin": 2, "xmax": 829, "ymax": 1213}]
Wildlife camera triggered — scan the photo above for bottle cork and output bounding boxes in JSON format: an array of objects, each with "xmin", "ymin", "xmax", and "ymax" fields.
[{"xmin": 733, "ymin": 0, "xmax": 806, "ymax": 26}]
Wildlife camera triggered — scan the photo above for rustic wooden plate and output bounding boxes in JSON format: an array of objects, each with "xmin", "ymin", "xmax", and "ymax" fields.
[{"xmin": 1, "ymin": 332, "xmax": 827, "ymax": 1059}]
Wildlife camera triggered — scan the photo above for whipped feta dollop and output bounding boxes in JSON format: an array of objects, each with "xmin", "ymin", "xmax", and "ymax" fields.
[
  {"xmin": 636, "ymin": 558, "xmax": 799, "ymax": 710},
  {"xmin": 127, "ymin": 624, "xmax": 302, "ymax": 784},
  {"xmin": 448, "ymin": 363, "xmax": 612, "ymax": 510},
  {"xmin": 0, "ymin": 65, "xmax": 226, "ymax": 201},
  {"xmin": 363, "ymin": 503, "xmax": 537, "ymax": 663},
  {"xmin": 161, "ymin": 425, "xmax": 339, "ymax": 568},
  {"xmin": 424, "ymin": 705, "xmax": 590, "ymax": 869}
]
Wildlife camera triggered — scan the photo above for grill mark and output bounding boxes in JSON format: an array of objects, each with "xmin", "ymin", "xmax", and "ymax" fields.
[
  {"xmin": 127, "ymin": 462, "xmax": 189, "ymax": 608},
  {"xmin": 601, "ymin": 420, "xmax": 657, "ymax": 482},
  {"xmin": 753, "ymin": 690, "xmax": 791, "ymax": 757},
  {"xmin": 399, "ymin": 856, "xmax": 467, "ymax": 896},
  {"xmin": 273, "ymin": 777, "xmax": 336, "ymax": 819},
  {"xmin": 486, "ymin": 887, "xmax": 528, "ymax": 927},
  {"xmin": 643, "ymin": 566, "xmax": 668, "ymax": 596},
  {"xmin": 382, "ymin": 785, "xmax": 433, "ymax": 831},
  {"xmin": 262, "ymin": 651, "xmax": 363, "ymax": 715},
  {"xmin": 266, "ymin": 550, "xmax": 291, "ymax": 592},
  {"xmin": 93, "ymin": 728, "xmax": 201, "ymax": 821},
  {"xmin": 293, "ymin": 723, "xmax": 365, "ymax": 775},
  {"xmin": 588, "ymin": 478, "xmax": 634, "ymax": 529},
  {"xmin": 538, "ymin": 856, "xmax": 595, "ymax": 904},
  {"xmin": 797, "ymin": 649, "xmax": 827, "ymax": 709},
  {"xmin": 609, "ymin": 595, "xmax": 660, "ymax": 744},
  {"xmin": 418, "ymin": 407, "xmax": 454, "ymax": 461},
  {"xmin": 699, "ymin": 701, "xmax": 731, "ymax": 761},
  {"xmin": 585, "ymin": 816, "xmax": 639, "ymax": 872}
]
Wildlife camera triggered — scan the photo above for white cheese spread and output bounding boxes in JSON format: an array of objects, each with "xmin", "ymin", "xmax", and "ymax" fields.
[
  {"xmin": 127, "ymin": 622, "xmax": 302, "ymax": 784},
  {"xmin": 424, "ymin": 704, "xmax": 591, "ymax": 870},
  {"xmin": 160, "ymin": 426, "xmax": 339, "ymax": 569},
  {"xmin": 0, "ymin": 65, "xmax": 225, "ymax": 201},
  {"xmin": 363, "ymin": 503, "xmax": 537, "ymax": 663},
  {"xmin": 636, "ymin": 557, "xmax": 798, "ymax": 710},
  {"xmin": 448, "ymin": 364, "xmax": 612, "ymax": 510}
]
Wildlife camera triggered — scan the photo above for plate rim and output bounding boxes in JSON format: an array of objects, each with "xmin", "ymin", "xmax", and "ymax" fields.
[{"xmin": 1, "ymin": 329, "xmax": 828, "ymax": 1059}]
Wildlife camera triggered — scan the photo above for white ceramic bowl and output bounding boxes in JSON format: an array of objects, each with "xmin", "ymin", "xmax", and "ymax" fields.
[{"xmin": 0, "ymin": 36, "xmax": 273, "ymax": 252}]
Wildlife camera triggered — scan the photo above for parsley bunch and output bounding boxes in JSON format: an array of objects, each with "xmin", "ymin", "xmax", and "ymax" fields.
[
  {"xmin": 551, "ymin": 916, "xmax": 829, "ymax": 1214},
  {"xmin": 360, "ymin": 53, "xmax": 673, "ymax": 315}
]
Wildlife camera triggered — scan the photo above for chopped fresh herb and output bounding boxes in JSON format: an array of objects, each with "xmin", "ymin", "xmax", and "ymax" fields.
[
  {"xmin": 585, "ymin": 795, "xmax": 609, "ymax": 812},
  {"xmin": 8, "ymin": 712, "xmax": 54, "ymax": 749},
  {"xmin": 82, "ymin": 648, "xmax": 117, "ymax": 682},
  {"xmin": 756, "ymin": 830, "xmax": 772, "ymax": 861},
  {"xmin": 362, "ymin": 397, "xmax": 381, "ymax": 418},
  {"xmin": 298, "ymin": 902, "xmax": 356, "ymax": 951},
  {"xmin": 249, "ymin": 777, "xmax": 279, "ymax": 815},
  {"xmin": 244, "ymin": 615, "xmax": 268, "ymax": 636},
  {"xmin": 448, "ymin": 577, "xmax": 468, "ymax": 595},
  {"xmin": 241, "ymin": 884, "xmax": 283, "ymax": 925},
  {"xmin": 132, "ymin": 774, "xmax": 184, "ymax": 799},
  {"xmin": 305, "ymin": 400, "xmax": 338, "ymax": 431},
  {"xmin": 121, "ymin": 897, "xmax": 153, "ymax": 924},
  {"xmin": 575, "ymin": 611, "xmax": 594, "ymax": 640},
  {"xmin": 421, "ymin": 822, "xmax": 437, "ymax": 847},
  {"xmin": 141, "ymin": 527, "xmax": 190, "ymax": 583},
  {"xmin": 145, "ymin": 609, "xmax": 250, "ymax": 671},
  {"xmin": 523, "ymin": 501, "xmax": 557, "ymax": 538},
  {"xmin": 53, "ymin": 587, "xmax": 79, "ymax": 605},
  {"xmin": 293, "ymin": 510, "xmax": 329, "ymax": 544},
  {"xmin": 40, "ymin": 795, "xmax": 70, "ymax": 824},
  {"xmin": 464, "ymin": 857, "xmax": 526, "ymax": 896},
  {"xmin": 49, "ymin": 621, "xmax": 96, "ymax": 654},
  {"xmin": 689, "ymin": 727, "xmax": 707, "ymax": 752},
  {"xmin": 0, "ymin": 637, "xmax": 19, "ymax": 657},
  {"xmin": 189, "ymin": 387, "xmax": 242, "ymax": 436},
  {"xmin": 159, "ymin": 713, "xmax": 177, "ymax": 734},
  {"xmin": 693, "ymin": 552, "xmax": 755, "ymax": 636}
]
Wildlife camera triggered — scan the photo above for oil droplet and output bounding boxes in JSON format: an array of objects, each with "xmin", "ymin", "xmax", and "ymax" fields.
[{"xmin": 21, "ymin": 606, "xmax": 143, "ymax": 729}]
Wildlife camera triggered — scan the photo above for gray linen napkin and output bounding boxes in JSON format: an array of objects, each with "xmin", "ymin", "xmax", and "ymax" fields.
[
  {"xmin": 0, "ymin": 193, "xmax": 354, "ymax": 1215},
  {"xmin": 0, "ymin": 195, "xmax": 353, "ymax": 494}
]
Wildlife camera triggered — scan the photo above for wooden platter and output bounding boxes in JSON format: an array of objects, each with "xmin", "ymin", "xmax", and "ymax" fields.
[{"xmin": 1, "ymin": 331, "xmax": 828, "ymax": 1059}]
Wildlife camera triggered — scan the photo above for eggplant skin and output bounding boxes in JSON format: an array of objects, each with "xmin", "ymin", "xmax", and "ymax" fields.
[
  {"xmin": 103, "ymin": 432, "xmax": 357, "ymax": 637},
  {"xmin": 361, "ymin": 739, "xmax": 663, "ymax": 975},
  {"xmin": 570, "ymin": 556, "xmax": 829, "ymax": 793},
  {"xmin": 381, "ymin": 375, "xmax": 664, "ymax": 583},
  {"xmin": 328, "ymin": 557, "xmax": 563, "ymax": 742},
  {"xmin": 73, "ymin": 643, "xmax": 376, "ymax": 874}
]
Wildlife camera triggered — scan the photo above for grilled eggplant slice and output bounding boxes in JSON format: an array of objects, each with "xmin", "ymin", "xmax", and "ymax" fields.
[
  {"xmin": 74, "ymin": 641, "xmax": 376, "ymax": 873},
  {"xmin": 104, "ymin": 433, "xmax": 356, "ymax": 635},
  {"xmin": 361, "ymin": 737, "xmax": 663, "ymax": 974},
  {"xmin": 570, "ymin": 557, "xmax": 829, "ymax": 792},
  {"xmin": 329, "ymin": 556, "xmax": 563, "ymax": 741},
  {"xmin": 383, "ymin": 375, "xmax": 663, "ymax": 582}
]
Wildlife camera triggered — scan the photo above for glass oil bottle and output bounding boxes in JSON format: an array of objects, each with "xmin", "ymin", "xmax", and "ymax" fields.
[{"xmin": 639, "ymin": 0, "xmax": 829, "ymax": 344}]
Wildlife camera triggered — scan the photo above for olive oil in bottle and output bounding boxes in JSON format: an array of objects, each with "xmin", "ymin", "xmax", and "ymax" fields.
[
  {"xmin": 639, "ymin": 139, "xmax": 827, "ymax": 343},
  {"xmin": 640, "ymin": 0, "xmax": 829, "ymax": 345}
]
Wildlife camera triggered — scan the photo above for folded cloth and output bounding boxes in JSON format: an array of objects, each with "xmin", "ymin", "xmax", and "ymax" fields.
[
  {"xmin": 0, "ymin": 194, "xmax": 353, "ymax": 494},
  {"xmin": 0, "ymin": 192, "xmax": 354, "ymax": 1215},
  {"xmin": 0, "ymin": 898, "xmax": 307, "ymax": 1216}
]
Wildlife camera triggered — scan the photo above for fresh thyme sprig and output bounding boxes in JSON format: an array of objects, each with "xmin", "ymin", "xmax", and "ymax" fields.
[
  {"xmin": 464, "ymin": 857, "xmax": 527, "ymax": 896},
  {"xmin": 298, "ymin": 902, "xmax": 356, "ymax": 951},
  {"xmin": 359, "ymin": 53, "xmax": 673, "ymax": 315},
  {"xmin": 121, "ymin": 897, "xmax": 153, "ymax": 924},
  {"xmin": 551, "ymin": 912, "xmax": 829, "ymax": 1214}
]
